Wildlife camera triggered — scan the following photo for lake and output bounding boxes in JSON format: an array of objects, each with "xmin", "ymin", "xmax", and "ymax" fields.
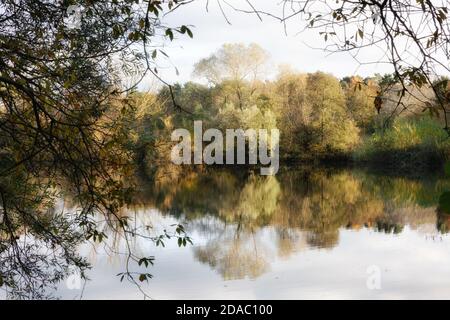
[{"xmin": 55, "ymin": 166, "xmax": 450, "ymax": 299}]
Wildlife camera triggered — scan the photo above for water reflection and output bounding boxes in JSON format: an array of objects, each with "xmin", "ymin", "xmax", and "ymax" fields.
[{"xmin": 129, "ymin": 167, "xmax": 448, "ymax": 281}]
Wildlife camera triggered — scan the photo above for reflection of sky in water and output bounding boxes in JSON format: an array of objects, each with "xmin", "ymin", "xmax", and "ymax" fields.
[
  {"xmin": 57, "ymin": 212, "xmax": 450, "ymax": 300},
  {"xmin": 55, "ymin": 169, "xmax": 450, "ymax": 299}
]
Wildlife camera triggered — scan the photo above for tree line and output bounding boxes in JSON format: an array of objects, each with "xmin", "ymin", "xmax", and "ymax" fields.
[{"xmin": 125, "ymin": 43, "xmax": 450, "ymax": 177}]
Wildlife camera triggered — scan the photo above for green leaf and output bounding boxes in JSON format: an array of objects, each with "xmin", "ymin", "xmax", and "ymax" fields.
[
  {"xmin": 139, "ymin": 274, "xmax": 147, "ymax": 282},
  {"xmin": 165, "ymin": 29, "xmax": 174, "ymax": 41},
  {"xmin": 180, "ymin": 26, "xmax": 193, "ymax": 38}
]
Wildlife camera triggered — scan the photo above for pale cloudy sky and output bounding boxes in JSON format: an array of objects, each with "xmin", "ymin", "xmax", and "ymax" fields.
[{"xmin": 141, "ymin": 0, "xmax": 394, "ymax": 89}]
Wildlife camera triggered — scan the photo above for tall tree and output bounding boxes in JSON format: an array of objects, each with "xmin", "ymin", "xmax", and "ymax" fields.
[{"xmin": 193, "ymin": 43, "xmax": 269, "ymax": 109}]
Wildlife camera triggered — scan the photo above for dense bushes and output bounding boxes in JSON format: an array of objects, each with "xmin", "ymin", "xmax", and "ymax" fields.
[{"xmin": 354, "ymin": 116, "xmax": 450, "ymax": 168}]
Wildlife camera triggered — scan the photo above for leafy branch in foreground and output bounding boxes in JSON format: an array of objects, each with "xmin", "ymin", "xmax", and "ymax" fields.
[{"xmin": 0, "ymin": 0, "xmax": 195, "ymax": 298}]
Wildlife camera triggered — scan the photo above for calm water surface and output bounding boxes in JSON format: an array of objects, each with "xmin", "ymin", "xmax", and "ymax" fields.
[{"xmin": 57, "ymin": 167, "xmax": 450, "ymax": 299}]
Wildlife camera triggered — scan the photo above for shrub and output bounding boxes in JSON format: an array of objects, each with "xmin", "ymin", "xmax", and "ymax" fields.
[{"xmin": 354, "ymin": 116, "xmax": 450, "ymax": 169}]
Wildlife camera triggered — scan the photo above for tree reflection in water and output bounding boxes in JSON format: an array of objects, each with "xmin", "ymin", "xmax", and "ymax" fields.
[
  {"xmin": 1, "ymin": 166, "xmax": 449, "ymax": 298},
  {"xmin": 132, "ymin": 167, "xmax": 448, "ymax": 280}
]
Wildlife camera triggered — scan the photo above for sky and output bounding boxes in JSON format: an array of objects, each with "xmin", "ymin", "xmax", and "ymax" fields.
[{"xmin": 140, "ymin": 0, "xmax": 394, "ymax": 90}]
